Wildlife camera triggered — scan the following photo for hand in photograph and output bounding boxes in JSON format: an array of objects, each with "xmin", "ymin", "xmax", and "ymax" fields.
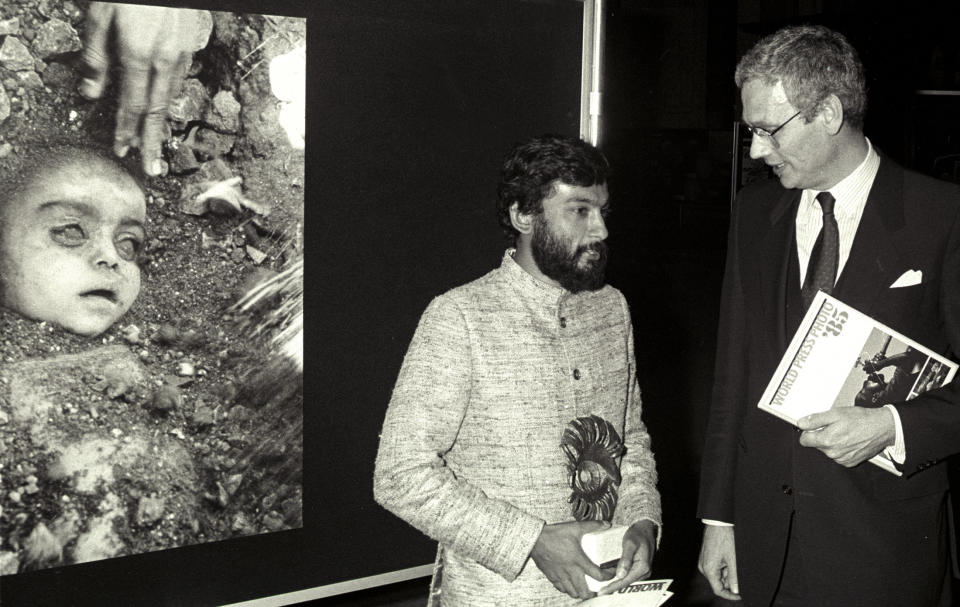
[{"xmin": 79, "ymin": 2, "xmax": 211, "ymax": 176}]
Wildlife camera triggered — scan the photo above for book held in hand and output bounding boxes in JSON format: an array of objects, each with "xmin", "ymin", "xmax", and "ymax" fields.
[
  {"xmin": 758, "ymin": 291, "xmax": 957, "ymax": 475},
  {"xmin": 581, "ymin": 525, "xmax": 628, "ymax": 592},
  {"xmin": 579, "ymin": 579, "xmax": 673, "ymax": 606},
  {"xmin": 580, "ymin": 526, "xmax": 673, "ymax": 605}
]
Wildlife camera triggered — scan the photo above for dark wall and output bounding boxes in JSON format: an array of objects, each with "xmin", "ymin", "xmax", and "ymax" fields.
[{"xmin": 316, "ymin": 0, "xmax": 585, "ymax": 587}]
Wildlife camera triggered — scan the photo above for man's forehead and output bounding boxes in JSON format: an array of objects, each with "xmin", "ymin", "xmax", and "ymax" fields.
[
  {"xmin": 742, "ymin": 79, "xmax": 791, "ymax": 121},
  {"xmin": 552, "ymin": 181, "xmax": 609, "ymax": 203},
  {"xmin": 769, "ymin": 80, "xmax": 789, "ymax": 104}
]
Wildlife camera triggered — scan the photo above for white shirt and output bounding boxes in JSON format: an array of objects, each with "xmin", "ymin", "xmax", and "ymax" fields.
[
  {"xmin": 795, "ymin": 139, "xmax": 905, "ymax": 467},
  {"xmin": 795, "ymin": 138, "xmax": 880, "ymax": 283}
]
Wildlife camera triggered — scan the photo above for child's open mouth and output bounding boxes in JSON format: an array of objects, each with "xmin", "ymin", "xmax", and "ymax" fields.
[{"xmin": 80, "ymin": 289, "xmax": 118, "ymax": 304}]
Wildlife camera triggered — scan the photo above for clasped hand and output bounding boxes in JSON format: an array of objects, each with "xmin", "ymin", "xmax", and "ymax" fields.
[
  {"xmin": 531, "ymin": 519, "xmax": 656, "ymax": 600},
  {"xmin": 797, "ymin": 406, "xmax": 895, "ymax": 467}
]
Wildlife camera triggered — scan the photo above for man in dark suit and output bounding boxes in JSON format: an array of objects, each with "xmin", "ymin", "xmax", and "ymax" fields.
[{"xmin": 697, "ymin": 25, "xmax": 960, "ymax": 607}]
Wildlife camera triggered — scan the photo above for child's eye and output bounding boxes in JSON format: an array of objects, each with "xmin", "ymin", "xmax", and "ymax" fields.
[
  {"xmin": 50, "ymin": 224, "xmax": 86, "ymax": 246},
  {"xmin": 115, "ymin": 236, "xmax": 142, "ymax": 261}
]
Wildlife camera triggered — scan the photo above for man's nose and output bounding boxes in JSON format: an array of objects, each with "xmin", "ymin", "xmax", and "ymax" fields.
[
  {"xmin": 749, "ymin": 133, "xmax": 773, "ymax": 160},
  {"xmin": 590, "ymin": 211, "xmax": 608, "ymax": 241}
]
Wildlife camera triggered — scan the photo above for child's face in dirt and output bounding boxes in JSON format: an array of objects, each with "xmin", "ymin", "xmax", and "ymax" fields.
[{"xmin": 0, "ymin": 158, "xmax": 146, "ymax": 336}]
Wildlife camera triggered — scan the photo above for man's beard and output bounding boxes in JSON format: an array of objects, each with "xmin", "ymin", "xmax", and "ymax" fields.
[{"xmin": 531, "ymin": 216, "xmax": 608, "ymax": 293}]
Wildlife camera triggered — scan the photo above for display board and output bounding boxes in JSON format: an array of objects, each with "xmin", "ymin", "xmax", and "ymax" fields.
[
  {"xmin": 313, "ymin": 0, "xmax": 585, "ymax": 593},
  {"xmin": 0, "ymin": 1, "xmax": 586, "ymax": 604}
]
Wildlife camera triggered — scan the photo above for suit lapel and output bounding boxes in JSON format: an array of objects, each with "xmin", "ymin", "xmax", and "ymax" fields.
[
  {"xmin": 756, "ymin": 188, "xmax": 801, "ymax": 351},
  {"xmin": 833, "ymin": 156, "xmax": 904, "ymax": 317},
  {"xmin": 744, "ymin": 155, "xmax": 905, "ymax": 352}
]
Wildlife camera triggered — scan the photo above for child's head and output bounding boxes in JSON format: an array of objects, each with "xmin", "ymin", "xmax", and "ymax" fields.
[{"xmin": 0, "ymin": 144, "xmax": 147, "ymax": 336}]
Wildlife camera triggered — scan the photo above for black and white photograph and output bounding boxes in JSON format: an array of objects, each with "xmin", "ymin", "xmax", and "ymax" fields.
[
  {"xmin": 841, "ymin": 330, "xmax": 928, "ymax": 410},
  {"xmin": 9, "ymin": 1, "xmax": 960, "ymax": 606},
  {"xmin": 0, "ymin": 0, "xmax": 304, "ymax": 588}
]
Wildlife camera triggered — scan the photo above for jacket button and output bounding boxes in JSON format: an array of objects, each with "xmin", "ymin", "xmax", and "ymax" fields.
[
  {"xmin": 573, "ymin": 369, "xmax": 581, "ymax": 380},
  {"xmin": 781, "ymin": 485, "xmax": 793, "ymax": 495},
  {"xmin": 559, "ymin": 317, "xmax": 567, "ymax": 328}
]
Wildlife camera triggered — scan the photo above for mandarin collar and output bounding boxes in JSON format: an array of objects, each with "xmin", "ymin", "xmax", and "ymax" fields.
[{"xmin": 501, "ymin": 248, "xmax": 572, "ymax": 306}]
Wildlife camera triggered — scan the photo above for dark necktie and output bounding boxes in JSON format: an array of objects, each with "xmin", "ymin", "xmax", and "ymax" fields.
[{"xmin": 800, "ymin": 191, "xmax": 838, "ymax": 310}]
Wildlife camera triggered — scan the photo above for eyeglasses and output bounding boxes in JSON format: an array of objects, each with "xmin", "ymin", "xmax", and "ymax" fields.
[{"xmin": 743, "ymin": 109, "xmax": 803, "ymax": 149}]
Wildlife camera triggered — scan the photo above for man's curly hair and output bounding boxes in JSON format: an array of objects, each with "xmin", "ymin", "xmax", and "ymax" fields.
[{"xmin": 496, "ymin": 134, "xmax": 610, "ymax": 244}]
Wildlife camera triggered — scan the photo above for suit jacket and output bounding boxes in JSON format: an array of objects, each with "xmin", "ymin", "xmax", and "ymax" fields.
[{"xmin": 698, "ymin": 154, "xmax": 960, "ymax": 607}]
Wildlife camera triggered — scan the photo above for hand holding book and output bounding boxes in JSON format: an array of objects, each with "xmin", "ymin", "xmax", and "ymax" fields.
[
  {"xmin": 596, "ymin": 520, "xmax": 658, "ymax": 595},
  {"xmin": 758, "ymin": 292, "xmax": 957, "ymax": 476},
  {"xmin": 796, "ymin": 406, "xmax": 897, "ymax": 468},
  {"xmin": 531, "ymin": 520, "xmax": 613, "ymax": 600}
]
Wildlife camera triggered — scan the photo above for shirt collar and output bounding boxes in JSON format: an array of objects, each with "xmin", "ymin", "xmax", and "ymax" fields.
[
  {"xmin": 501, "ymin": 248, "xmax": 570, "ymax": 304},
  {"xmin": 805, "ymin": 137, "xmax": 880, "ymax": 215}
]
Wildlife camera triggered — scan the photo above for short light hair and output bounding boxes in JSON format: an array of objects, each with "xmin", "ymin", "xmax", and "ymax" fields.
[{"xmin": 735, "ymin": 25, "xmax": 867, "ymax": 130}]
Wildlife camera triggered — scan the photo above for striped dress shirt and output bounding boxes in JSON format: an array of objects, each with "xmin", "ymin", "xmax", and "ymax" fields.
[
  {"xmin": 795, "ymin": 138, "xmax": 881, "ymax": 283},
  {"xmin": 795, "ymin": 139, "xmax": 906, "ymax": 464}
]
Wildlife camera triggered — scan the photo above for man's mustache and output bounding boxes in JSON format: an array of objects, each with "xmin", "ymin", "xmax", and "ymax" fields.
[{"xmin": 577, "ymin": 241, "xmax": 608, "ymax": 258}]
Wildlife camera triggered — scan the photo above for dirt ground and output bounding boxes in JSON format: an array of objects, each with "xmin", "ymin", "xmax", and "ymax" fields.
[{"xmin": 0, "ymin": 0, "xmax": 304, "ymax": 573}]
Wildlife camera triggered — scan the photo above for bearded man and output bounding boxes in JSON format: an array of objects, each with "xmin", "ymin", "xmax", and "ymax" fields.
[{"xmin": 374, "ymin": 134, "xmax": 661, "ymax": 606}]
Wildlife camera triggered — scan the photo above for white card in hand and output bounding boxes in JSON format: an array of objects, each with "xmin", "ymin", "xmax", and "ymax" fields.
[{"xmin": 581, "ymin": 525, "xmax": 628, "ymax": 591}]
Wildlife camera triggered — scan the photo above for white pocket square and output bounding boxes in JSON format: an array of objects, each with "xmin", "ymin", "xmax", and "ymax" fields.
[{"xmin": 890, "ymin": 269, "xmax": 922, "ymax": 288}]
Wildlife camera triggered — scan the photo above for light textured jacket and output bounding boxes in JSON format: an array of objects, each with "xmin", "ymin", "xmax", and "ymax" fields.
[{"xmin": 374, "ymin": 250, "xmax": 661, "ymax": 606}]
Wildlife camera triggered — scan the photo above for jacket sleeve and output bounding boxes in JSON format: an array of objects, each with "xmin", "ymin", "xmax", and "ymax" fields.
[
  {"xmin": 612, "ymin": 293, "xmax": 662, "ymax": 539},
  {"xmin": 697, "ymin": 192, "xmax": 749, "ymax": 522},
  {"xmin": 897, "ymin": 199, "xmax": 960, "ymax": 473},
  {"xmin": 372, "ymin": 295, "xmax": 544, "ymax": 581}
]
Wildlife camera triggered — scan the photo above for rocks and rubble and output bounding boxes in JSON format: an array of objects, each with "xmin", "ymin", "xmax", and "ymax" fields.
[
  {"xmin": 0, "ymin": 18, "xmax": 20, "ymax": 36},
  {"xmin": 0, "ymin": 0, "xmax": 304, "ymax": 575},
  {"xmin": 205, "ymin": 90, "xmax": 241, "ymax": 132},
  {"xmin": 0, "ymin": 87, "xmax": 9, "ymax": 123},
  {"xmin": 0, "ymin": 37, "xmax": 34, "ymax": 72},
  {"xmin": 31, "ymin": 17, "xmax": 80, "ymax": 59}
]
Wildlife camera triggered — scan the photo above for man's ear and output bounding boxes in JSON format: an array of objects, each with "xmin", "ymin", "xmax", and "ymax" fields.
[
  {"xmin": 818, "ymin": 94, "xmax": 844, "ymax": 135},
  {"xmin": 509, "ymin": 202, "xmax": 534, "ymax": 235}
]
